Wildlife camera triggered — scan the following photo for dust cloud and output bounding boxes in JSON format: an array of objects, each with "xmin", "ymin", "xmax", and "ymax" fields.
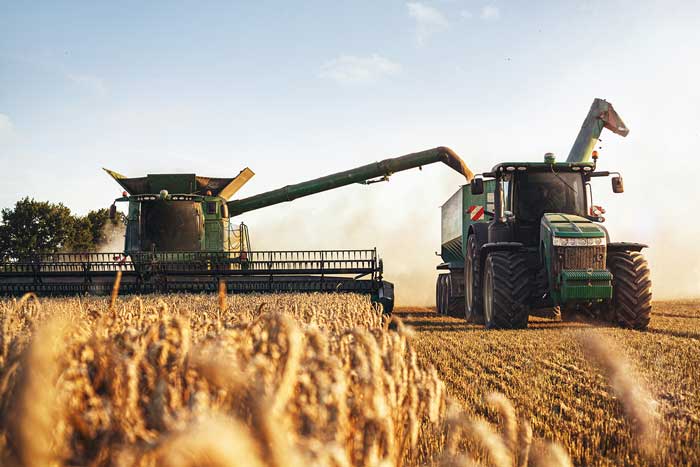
[
  {"xmin": 97, "ymin": 221, "xmax": 126, "ymax": 253},
  {"xmin": 233, "ymin": 165, "xmax": 699, "ymax": 306},
  {"xmin": 238, "ymin": 167, "xmax": 458, "ymax": 306},
  {"xmin": 639, "ymin": 229, "xmax": 700, "ymax": 300}
]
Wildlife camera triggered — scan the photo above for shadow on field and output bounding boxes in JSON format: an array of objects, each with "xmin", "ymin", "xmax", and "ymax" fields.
[
  {"xmin": 647, "ymin": 327, "xmax": 700, "ymax": 340},
  {"xmin": 401, "ymin": 320, "xmax": 473, "ymax": 332},
  {"xmin": 397, "ymin": 311, "xmax": 437, "ymax": 319},
  {"xmin": 396, "ymin": 312, "xmax": 596, "ymax": 333},
  {"xmin": 653, "ymin": 312, "xmax": 700, "ymax": 320}
]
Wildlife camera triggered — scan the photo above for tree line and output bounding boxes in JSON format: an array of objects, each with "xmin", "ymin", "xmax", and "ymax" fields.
[{"xmin": 0, "ymin": 197, "xmax": 120, "ymax": 258}]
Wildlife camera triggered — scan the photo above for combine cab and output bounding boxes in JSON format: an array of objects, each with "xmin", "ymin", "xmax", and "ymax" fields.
[
  {"xmin": 0, "ymin": 147, "xmax": 474, "ymax": 314},
  {"xmin": 436, "ymin": 99, "xmax": 652, "ymax": 329}
]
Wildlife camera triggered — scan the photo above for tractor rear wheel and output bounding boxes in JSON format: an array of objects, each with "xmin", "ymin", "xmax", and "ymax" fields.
[
  {"xmin": 465, "ymin": 235, "xmax": 484, "ymax": 324},
  {"xmin": 482, "ymin": 251, "xmax": 531, "ymax": 329},
  {"xmin": 608, "ymin": 251, "xmax": 652, "ymax": 330}
]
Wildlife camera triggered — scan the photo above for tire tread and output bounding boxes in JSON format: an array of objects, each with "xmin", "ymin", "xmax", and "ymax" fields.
[
  {"xmin": 608, "ymin": 251, "xmax": 652, "ymax": 330},
  {"xmin": 485, "ymin": 251, "xmax": 531, "ymax": 329}
]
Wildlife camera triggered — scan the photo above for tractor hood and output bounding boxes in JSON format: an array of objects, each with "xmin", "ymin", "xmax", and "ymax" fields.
[{"xmin": 542, "ymin": 214, "xmax": 605, "ymax": 238}]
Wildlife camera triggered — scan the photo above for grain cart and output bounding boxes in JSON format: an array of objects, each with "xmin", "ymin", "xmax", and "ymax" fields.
[
  {"xmin": 0, "ymin": 147, "xmax": 472, "ymax": 313},
  {"xmin": 436, "ymin": 99, "xmax": 652, "ymax": 329}
]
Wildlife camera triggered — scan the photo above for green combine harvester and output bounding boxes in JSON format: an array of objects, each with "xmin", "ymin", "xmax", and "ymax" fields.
[
  {"xmin": 0, "ymin": 147, "xmax": 473, "ymax": 313},
  {"xmin": 436, "ymin": 98, "xmax": 652, "ymax": 329}
]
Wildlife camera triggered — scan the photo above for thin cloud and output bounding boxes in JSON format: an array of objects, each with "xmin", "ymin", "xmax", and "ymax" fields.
[
  {"xmin": 480, "ymin": 5, "xmax": 501, "ymax": 20},
  {"xmin": 407, "ymin": 2, "xmax": 449, "ymax": 45},
  {"xmin": 319, "ymin": 54, "xmax": 401, "ymax": 85},
  {"xmin": 2, "ymin": 52, "xmax": 107, "ymax": 96},
  {"xmin": 460, "ymin": 10, "xmax": 473, "ymax": 19},
  {"xmin": 0, "ymin": 113, "xmax": 14, "ymax": 141},
  {"xmin": 65, "ymin": 72, "xmax": 107, "ymax": 96}
]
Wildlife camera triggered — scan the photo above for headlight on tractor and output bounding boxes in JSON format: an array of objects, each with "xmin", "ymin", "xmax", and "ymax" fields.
[{"xmin": 552, "ymin": 236, "xmax": 604, "ymax": 246}]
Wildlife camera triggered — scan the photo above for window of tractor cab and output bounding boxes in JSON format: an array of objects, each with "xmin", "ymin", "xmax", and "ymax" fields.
[
  {"xmin": 501, "ymin": 174, "xmax": 512, "ymax": 214},
  {"xmin": 206, "ymin": 201, "xmax": 217, "ymax": 215},
  {"xmin": 513, "ymin": 171, "xmax": 585, "ymax": 223}
]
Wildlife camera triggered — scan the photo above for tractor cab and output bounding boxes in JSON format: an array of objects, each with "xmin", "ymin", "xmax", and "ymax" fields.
[{"xmin": 470, "ymin": 154, "xmax": 623, "ymax": 247}]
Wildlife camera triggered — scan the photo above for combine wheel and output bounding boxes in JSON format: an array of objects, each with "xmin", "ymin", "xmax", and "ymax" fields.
[
  {"xmin": 607, "ymin": 251, "xmax": 652, "ymax": 330},
  {"xmin": 464, "ymin": 235, "xmax": 484, "ymax": 324},
  {"xmin": 482, "ymin": 251, "xmax": 531, "ymax": 329}
]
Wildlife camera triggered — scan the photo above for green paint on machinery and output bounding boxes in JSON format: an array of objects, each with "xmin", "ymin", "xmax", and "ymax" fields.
[
  {"xmin": 435, "ymin": 98, "xmax": 653, "ymax": 330},
  {"xmin": 0, "ymin": 147, "xmax": 473, "ymax": 314}
]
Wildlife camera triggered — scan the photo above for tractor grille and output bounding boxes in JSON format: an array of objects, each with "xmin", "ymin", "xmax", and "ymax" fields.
[{"xmin": 553, "ymin": 245, "xmax": 606, "ymax": 280}]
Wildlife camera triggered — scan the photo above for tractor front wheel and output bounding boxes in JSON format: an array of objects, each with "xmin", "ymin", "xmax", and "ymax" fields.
[
  {"xmin": 482, "ymin": 251, "xmax": 531, "ymax": 329},
  {"xmin": 607, "ymin": 251, "xmax": 652, "ymax": 330}
]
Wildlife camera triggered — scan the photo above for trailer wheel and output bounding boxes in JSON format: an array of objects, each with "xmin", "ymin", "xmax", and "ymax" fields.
[
  {"xmin": 482, "ymin": 251, "xmax": 530, "ymax": 329},
  {"xmin": 445, "ymin": 273, "xmax": 465, "ymax": 317},
  {"xmin": 465, "ymin": 235, "xmax": 484, "ymax": 323},
  {"xmin": 435, "ymin": 274, "xmax": 445, "ymax": 315},
  {"xmin": 607, "ymin": 251, "xmax": 652, "ymax": 330}
]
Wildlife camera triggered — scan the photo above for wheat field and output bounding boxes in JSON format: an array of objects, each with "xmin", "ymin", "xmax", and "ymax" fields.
[{"xmin": 0, "ymin": 292, "xmax": 694, "ymax": 466}]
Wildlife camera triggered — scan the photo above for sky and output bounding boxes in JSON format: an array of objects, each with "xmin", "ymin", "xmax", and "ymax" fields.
[{"xmin": 1, "ymin": 0, "xmax": 699, "ymax": 303}]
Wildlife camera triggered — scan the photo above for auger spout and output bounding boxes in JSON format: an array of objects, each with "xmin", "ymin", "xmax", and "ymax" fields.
[
  {"xmin": 227, "ymin": 147, "xmax": 472, "ymax": 216},
  {"xmin": 566, "ymin": 98, "xmax": 629, "ymax": 163}
]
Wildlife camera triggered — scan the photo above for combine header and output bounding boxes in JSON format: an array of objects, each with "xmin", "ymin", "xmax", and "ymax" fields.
[{"xmin": 0, "ymin": 147, "xmax": 472, "ymax": 313}]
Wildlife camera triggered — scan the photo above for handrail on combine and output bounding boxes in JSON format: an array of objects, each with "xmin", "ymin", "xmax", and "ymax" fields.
[{"xmin": 0, "ymin": 250, "xmax": 381, "ymax": 279}]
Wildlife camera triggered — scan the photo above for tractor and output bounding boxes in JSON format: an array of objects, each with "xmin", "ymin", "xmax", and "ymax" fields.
[{"xmin": 436, "ymin": 99, "xmax": 652, "ymax": 329}]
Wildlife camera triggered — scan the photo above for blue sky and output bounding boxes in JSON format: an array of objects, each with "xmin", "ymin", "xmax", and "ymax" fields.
[{"xmin": 1, "ymin": 1, "xmax": 699, "ymax": 302}]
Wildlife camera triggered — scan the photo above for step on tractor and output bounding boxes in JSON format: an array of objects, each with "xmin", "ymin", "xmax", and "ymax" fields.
[
  {"xmin": 435, "ymin": 99, "xmax": 653, "ymax": 329},
  {"xmin": 0, "ymin": 147, "xmax": 473, "ymax": 314}
]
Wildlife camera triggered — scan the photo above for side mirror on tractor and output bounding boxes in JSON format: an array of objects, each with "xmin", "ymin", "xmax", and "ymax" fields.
[
  {"xmin": 109, "ymin": 203, "xmax": 117, "ymax": 220},
  {"xmin": 470, "ymin": 178, "xmax": 484, "ymax": 195},
  {"xmin": 612, "ymin": 176, "xmax": 624, "ymax": 193}
]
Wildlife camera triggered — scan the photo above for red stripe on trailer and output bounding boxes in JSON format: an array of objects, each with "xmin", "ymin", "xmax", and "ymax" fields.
[{"xmin": 470, "ymin": 206, "xmax": 484, "ymax": 221}]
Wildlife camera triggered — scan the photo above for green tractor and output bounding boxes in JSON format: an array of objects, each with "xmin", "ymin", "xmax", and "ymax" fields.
[{"xmin": 436, "ymin": 99, "xmax": 652, "ymax": 329}]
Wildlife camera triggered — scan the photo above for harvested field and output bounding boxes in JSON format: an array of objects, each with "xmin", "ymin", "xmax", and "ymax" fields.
[{"xmin": 397, "ymin": 299, "xmax": 700, "ymax": 466}]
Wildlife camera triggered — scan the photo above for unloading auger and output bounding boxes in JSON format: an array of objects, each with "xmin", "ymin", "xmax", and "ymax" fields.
[{"xmin": 0, "ymin": 147, "xmax": 473, "ymax": 313}]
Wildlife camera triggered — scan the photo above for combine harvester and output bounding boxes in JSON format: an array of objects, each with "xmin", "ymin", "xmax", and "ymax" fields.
[
  {"xmin": 435, "ymin": 98, "xmax": 652, "ymax": 329},
  {"xmin": 0, "ymin": 148, "xmax": 473, "ymax": 313}
]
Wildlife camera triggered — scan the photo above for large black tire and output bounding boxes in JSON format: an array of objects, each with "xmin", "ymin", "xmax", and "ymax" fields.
[
  {"xmin": 435, "ymin": 274, "xmax": 446, "ymax": 315},
  {"xmin": 465, "ymin": 235, "xmax": 484, "ymax": 324},
  {"xmin": 607, "ymin": 251, "xmax": 652, "ymax": 330},
  {"xmin": 482, "ymin": 251, "xmax": 531, "ymax": 329},
  {"xmin": 445, "ymin": 274, "xmax": 465, "ymax": 317}
]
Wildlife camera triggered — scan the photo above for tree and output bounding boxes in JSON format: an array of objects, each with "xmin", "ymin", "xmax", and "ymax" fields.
[
  {"xmin": 0, "ymin": 199, "xmax": 119, "ymax": 258},
  {"xmin": 68, "ymin": 215, "xmax": 94, "ymax": 252},
  {"xmin": 0, "ymin": 197, "xmax": 75, "ymax": 258},
  {"xmin": 85, "ymin": 208, "xmax": 114, "ymax": 246}
]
